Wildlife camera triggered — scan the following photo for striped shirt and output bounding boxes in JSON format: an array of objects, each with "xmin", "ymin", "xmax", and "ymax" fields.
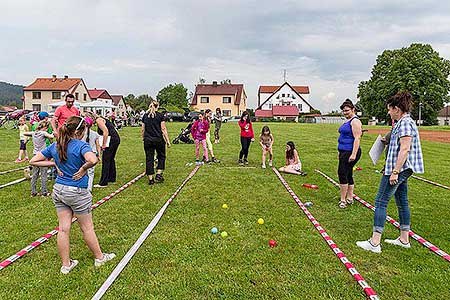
[{"xmin": 385, "ymin": 114, "xmax": 424, "ymax": 175}]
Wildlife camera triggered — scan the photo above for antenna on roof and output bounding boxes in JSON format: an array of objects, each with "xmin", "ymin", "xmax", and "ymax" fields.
[{"xmin": 283, "ymin": 69, "xmax": 287, "ymax": 82}]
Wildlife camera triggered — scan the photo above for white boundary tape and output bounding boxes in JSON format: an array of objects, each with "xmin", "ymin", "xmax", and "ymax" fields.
[
  {"xmin": 411, "ymin": 175, "xmax": 450, "ymax": 190},
  {"xmin": 273, "ymin": 168, "xmax": 379, "ymax": 300},
  {"xmin": 0, "ymin": 177, "xmax": 27, "ymax": 189},
  {"xmin": 0, "ymin": 166, "xmax": 28, "ymax": 176},
  {"xmin": 0, "ymin": 172, "xmax": 146, "ymax": 271},
  {"xmin": 315, "ymin": 169, "xmax": 450, "ymax": 263},
  {"xmin": 92, "ymin": 166, "xmax": 200, "ymax": 300}
]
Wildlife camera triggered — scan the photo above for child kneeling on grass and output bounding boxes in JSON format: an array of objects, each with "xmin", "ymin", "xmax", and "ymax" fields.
[{"xmin": 278, "ymin": 141, "xmax": 307, "ymax": 176}]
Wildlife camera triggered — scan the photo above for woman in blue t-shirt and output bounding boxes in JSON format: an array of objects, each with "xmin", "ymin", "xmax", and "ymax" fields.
[
  {"xmin": 337, "ymin": 99, "xmax": 362, "ymax": 209},
  {"xmin": 30, "ymin": 116, "xmax": 116, "ymax": 274}
]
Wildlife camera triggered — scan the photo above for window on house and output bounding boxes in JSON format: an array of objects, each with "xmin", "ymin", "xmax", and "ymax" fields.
[
  {"xmin": 287, "ymin": 94, "xmax": 290, "ymax": 97},
  {"xmin": 292, "ymin": 95, "xmax": 296, "ymax": 99},
  {"xmin": 75, "ymin": 92, "xmax": 79, "ymax": 100},
  {"xmin": 200, "ymin": 96, "xmax": 209, "ymax": 103},
  {"xmin": 298, "ymin": 104, "xmax": 302, "ymax": 111},
  {"xmin": 84, "ymin": 93, "xmax": 87, "ymax": 101},
  {"xmin": 32, "ymin": 92, "xmax": 41, "ymax": 99},
  {"xmin": 223, "ymin": 109, "xmax": 231, "ymax": 116},
  {"xmin": 32, "ymin": 104, "xmax": 41, "ymax": 111},
  {"xmin": 52, "ymin": 92, "xmax": 61, "ymax": 99},
  {"xmin": 223, "ymin": 96, "xmax": 231, "ymax": 103},
  {"xmin": 282, "ymin": 94, "xmax": 285, "ymax": 97},
  {"xmin": 269, "ymin": 104, "xmax": 272, "ymax": 109}
]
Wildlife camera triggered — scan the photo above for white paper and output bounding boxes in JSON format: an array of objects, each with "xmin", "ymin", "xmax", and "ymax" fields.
[
  {"xmin": 98, "ymin": 136, "xmax": 111, "ymax": 148},
  {"xmin": 369, "ymin": 134, "xmax": 385, "ymax": 165}
]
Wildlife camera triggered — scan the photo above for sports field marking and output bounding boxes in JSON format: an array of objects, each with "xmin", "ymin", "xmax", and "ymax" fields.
[
  {"xmin": 273, "ymin": 168, "xmax": 379, "ymax": 300},
  {"xmin": 315, "ymin": 169, "xmax": 450, "ymax": 263},
  {"xmin": 0, "ymin": 172, "xmax": 145, "ymax": 272},
  {"xmin": 91, "ymin": 166, "xmax": 200, "ymax": 300},
  {"xmin": 411, "ymin": 175, "xmax": 450, "ymax": 190}
]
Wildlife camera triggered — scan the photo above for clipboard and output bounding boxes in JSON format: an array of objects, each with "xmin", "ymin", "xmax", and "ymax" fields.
[
  {"xmin": 98, "ymin": 136, "xmax": 111, "ymax": 148},
  {"xmin": 369, "ymin": 134, "xmax": 385, "ymax": 165}
]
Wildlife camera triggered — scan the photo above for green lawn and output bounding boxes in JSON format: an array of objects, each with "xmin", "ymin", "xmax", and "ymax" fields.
[{"xmin": 0, "ymin": 122, "xmax": 449, "ymax": 299}]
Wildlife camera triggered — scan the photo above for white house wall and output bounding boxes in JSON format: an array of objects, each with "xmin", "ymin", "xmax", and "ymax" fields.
[{"xmin": 259, "ymin": 85, "xmax": 311, "ymax": 113}]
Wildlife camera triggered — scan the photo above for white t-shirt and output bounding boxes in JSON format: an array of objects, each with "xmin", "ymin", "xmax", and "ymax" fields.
[{"xmin": 84, "ymin": 130, "xmax": 100, "ymax": 154}]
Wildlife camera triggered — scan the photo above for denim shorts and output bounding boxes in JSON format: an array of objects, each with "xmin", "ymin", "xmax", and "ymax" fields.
[{"xmin": 52, "ymin": 183, "xmax": 92, "ymax": 215}]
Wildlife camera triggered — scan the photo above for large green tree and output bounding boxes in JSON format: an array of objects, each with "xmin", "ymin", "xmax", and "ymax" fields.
[
  {"xmin": 358, "ymin": 43, "xmax": 450, "ymax": 124},
  {"xmin": 156, "ymin": 83, "xmax": 189, "ymax": 110},
  {"xmin": 123, "ymin": 93, "xmax": 154, "ymax": 112}
]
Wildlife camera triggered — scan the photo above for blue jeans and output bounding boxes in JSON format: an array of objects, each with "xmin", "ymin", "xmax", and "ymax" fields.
[{"xmin": 373, "ymin": 169, "xmax": 413, "ymax": 233}]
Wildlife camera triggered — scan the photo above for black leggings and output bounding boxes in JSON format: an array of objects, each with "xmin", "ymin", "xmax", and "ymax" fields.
[
  {"xmin": 239, "ymin": 137, "xmax": 252, "ymax": 160},
  {"xmin": 144, "ymin": 140, "xmax": 166, "ymax": 175},
  {"xmin": 338, "ymin": 148, "xmax": 361, "ymax": 185},
  {"xmin": 99, "ymin": 139, "xmax": 120, "ymax": 186}
]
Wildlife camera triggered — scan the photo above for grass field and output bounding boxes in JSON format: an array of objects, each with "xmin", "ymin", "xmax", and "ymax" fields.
[{"xmin": 0, "ymin": 122, "xmax": 449, "ymax": 299}]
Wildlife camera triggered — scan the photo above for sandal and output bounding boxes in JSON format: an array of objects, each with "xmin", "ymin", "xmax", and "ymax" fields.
[
  {"xmin": 339, "ymin": 201, "xmax": 347, "ymax": 209},
  {"xmin": 346, "ymin": 198, "xmax": 354, "ymax": 205}
]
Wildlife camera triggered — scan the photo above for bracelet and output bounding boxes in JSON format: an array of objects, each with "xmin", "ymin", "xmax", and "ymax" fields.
[{"xmin": 392, "ymin": 169, "xmax": 399, "ymax": 175}]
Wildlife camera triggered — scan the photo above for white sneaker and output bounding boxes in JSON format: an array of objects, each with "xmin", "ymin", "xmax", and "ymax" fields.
[
  {"xmin": 94, "ymin": 253, "xmax": 116, "ymax": 267},
  {"xmin": 93, "ymin": 184, "xmax": 107, "ymax": 188},
  {"xmin": 385, "ymin": 237, "xmax": 411, "ymax": 248},
  {"xmin": 262, "ymin": 164, "xmax": 266, "ymax": 169},
  {"xmin": 268, "ymin": 160, "xmax": 273, "ymax": 167},
  {"xmin": 60, "ymin": 259, "xmax": 79, "ymax": 274},
  {"xmin": 356, "ymin": 239, "xmax": 381, "ymax": 253}
]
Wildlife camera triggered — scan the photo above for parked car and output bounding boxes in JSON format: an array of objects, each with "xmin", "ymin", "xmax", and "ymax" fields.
[
  {"xmin": 6, "ymin": 109, "xmax": 30, "ymax": 120},
  {"xmin": 25, "ymin": 111, "xmax": 39, "ymax": 121},
  {"xmin": 223, "ymin": 116, "xmax": 241, "ymax": 123},
  {"xmin": 164, "ymin": 112, "xmax": 185, "ymax": 122},
  {"xmin": 184, "ymin": 111, "xmax": 201, "ymax": 122}
]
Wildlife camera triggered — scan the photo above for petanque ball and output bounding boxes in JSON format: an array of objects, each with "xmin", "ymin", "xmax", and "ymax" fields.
[
  {"xmin": 221, "ymin": 231, "xmax": 228, "ymax": 238},
  {"xmin": 222, "ymin": 204, "xmax": 228, "ymax": 209},
  {"xmin": 257, "ymin": 218, "xmax": 264, "ymax": 225},
  {"xmin": 211, "ymin": 227, "xmax": 218, "ymax": 234}
]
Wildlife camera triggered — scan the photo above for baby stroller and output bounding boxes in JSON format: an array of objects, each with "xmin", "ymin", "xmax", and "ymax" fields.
[{"xmin": 172, "ymin": 122, "xmax": 194, "ymax": 144}]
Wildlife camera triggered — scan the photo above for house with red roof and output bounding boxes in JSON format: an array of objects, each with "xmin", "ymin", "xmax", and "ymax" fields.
[
  {"xmin": 191, "ymin": 81, "xmax": 247, "ymax": 117},
  {"xmin": 255, "ymin": 82, "xmax": 314, "ymax": 121},
  {"xmin": 111, "ymin": 95, "xmax": 128, "ymax": 117},
  {"xmin": 23, "ymin": 75, "xmax": 92, "ymax": 112}
]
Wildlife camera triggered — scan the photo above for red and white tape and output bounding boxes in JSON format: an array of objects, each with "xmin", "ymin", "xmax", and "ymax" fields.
[
  {"xmin": 0, "ymin": 177, "xmax": 27, "ymax": 190},
  {"xmin": 92, "ymin": 166, "xmax": 200, "ymax": 300},
  {"xmin": 0, "ymin": 172, "xmax": 145, "ymax": 271},
  {"xmin": 0, "ymin": 166, "xmax": 28, "ymax": 176},
  {"xmin": 315, "ymin": 169, "xmax": 450, "ymax": 263},
  {"xmin": 411, "ymin": 175, "xmax": 450, "ymax": 191},
  {"xmin": 273, "ymin": 168, "xmax": 379, "ymax": 300}
]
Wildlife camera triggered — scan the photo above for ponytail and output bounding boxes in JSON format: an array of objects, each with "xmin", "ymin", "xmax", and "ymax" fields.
[
  {"xmin": 147, "ymin": 100, "xmax": 159, "ymax": 118},
  {"xmin": 57, "ymin": 116, "xmax": 86, "ymax": 161}
]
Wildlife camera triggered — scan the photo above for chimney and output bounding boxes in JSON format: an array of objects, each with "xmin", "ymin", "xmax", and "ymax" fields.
[
  {"xmin": 212, "ymin": 81, "xmax": 218, "ymax": 86},
  {"xmin": 64, "ymin": 75, "xmax": 68, "ymax": 79},
  {"xmin": 52, "ymin": 74, "xmax": 57, "ymax": 82}
]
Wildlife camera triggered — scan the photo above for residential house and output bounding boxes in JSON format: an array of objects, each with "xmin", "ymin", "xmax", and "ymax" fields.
[
  {"xmin": 437, "ymin": 104, "xmax": 450, "ymax": 126},
  {"xmin": 255, "ymin": 82, "xmax": 314, "ymax": 121},
  {"xmin": 23, "ymin": 75, "xmax": 92, "ymax": 112},
  {"xmin": 87, "ymin": 89, "xmax": 115, "ymax": 116},
  {"xmin": 111, "ymin": 95, "xmax": 127, "ymax": 117},
  {"xmin": 191, "ymin": 81, "xmax": 247, "ymax": 117}
]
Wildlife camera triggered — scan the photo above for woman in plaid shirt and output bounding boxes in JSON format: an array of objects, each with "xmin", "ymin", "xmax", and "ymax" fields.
[{"xmin": 357, "ymin": 91, "xmax": 424, "ymax": 253}]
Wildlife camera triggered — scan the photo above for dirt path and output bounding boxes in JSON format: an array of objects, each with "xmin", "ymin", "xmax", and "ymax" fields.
[{"xmin": 367, "ymin": 129, "xmax": 450, "ymax": 143}]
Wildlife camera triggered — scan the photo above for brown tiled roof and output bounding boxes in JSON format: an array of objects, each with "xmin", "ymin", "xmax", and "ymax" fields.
[
  {"xmin": 191, "ymin": 84, "xmax": 245, "ymax": 105},
  {"xmin": 24, "ymin": 77, "xmax": 81, "ymax": 91},
  {"xmin": 111, "ymin": 95, "xmax": 124, "ymax": 106},
  {"xmin": 88, "ymin": 89, "xmax": 112, "ymax": 100},
  {"xmin": 438, "ymin": 106, "xmax": 450, "ymax": 117},
  {"xmin": 259, "ymin": 85, "xmax": 310, "ymax": 94}
]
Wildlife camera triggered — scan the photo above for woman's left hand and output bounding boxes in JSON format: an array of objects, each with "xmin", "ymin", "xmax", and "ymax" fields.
[
  {"xmin": 73, "ymin": 167, "xmax": 87, "ymax": 180},
  {"xmin": 389, "ymin": 173, "xmax": 399, "ymax": 185},
  {"xmin": 251, "ymin": 138, "xmax": 255, "ymax": 142},
  {"xmin": 348, "ymin": 154, "xmax": 356, "ymax": 162}
]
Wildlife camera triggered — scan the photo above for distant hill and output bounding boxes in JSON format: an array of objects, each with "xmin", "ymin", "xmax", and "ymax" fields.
[{"xmin": 0, "ymin": 81, "xmax": 24, "ymax": 107}]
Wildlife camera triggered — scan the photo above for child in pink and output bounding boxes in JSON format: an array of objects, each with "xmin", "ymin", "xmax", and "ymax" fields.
[{"xmin": 191, "ymin": 113, "xmax": 210, "ymax": 165}]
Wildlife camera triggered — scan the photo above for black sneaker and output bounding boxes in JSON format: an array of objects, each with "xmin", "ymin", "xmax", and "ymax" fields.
[
  {"xmin": 212, "ymin": 157, "xmax": 220, "ymax": 163},
  {"xmin": 155, "ymin": 174, "xmax": 164, "ymax": 183},
  {"xmin": 148, "ymin": 178, "xmax": 155, "ymax": 185}
]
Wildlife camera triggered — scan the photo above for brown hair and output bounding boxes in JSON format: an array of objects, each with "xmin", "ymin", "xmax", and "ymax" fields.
[
  {"xmin": 57, "ymin": 116, "xmax": 86, "ymax": 161},
  {"xmin": 36, "ymin": 120, "xmax": 50, "ymax": 131},
  {"xmin": 147, "ymin": 100, "xmax": 159, "ymax": 118},
  {"xmin": 340, "ymin": 99, "xmax": 355, "ymax": 110},
  {"xmin": 386, "ymin": 91, "xmax": 412, "ymax": 113}
]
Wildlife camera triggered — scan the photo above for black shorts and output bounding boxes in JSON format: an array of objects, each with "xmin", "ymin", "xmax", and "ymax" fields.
[{"xmin": 19, "ymin": 140, "xmax": 27, "ymax": 150}]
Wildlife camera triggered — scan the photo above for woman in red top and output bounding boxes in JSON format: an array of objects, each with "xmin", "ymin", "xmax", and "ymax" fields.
[{"xmin": 238, "ymin": 111, "xmax": 254, "ymax": 165}]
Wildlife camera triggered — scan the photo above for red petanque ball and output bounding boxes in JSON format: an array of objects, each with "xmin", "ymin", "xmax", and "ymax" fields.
[{"xmin": 268, "ymin": 239, "xmax": 277, "ymax": 248}]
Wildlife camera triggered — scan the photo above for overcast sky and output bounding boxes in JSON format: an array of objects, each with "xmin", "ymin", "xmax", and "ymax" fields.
[{"xmin": 1, "ymin": 0, "xmax": 450, "ymax": 112}]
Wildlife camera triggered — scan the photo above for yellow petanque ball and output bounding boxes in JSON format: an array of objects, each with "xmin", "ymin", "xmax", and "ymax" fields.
[
  {"xmin": 221, "ymin": 231, "xmax": 228, "ymax": 238},
  {"xmin": 222, "ymin": 204, "xmax": 228, "ymax": 209},
  {"xmin": 257, "ymin": 218, "xmax": 264, "ymax": 225}
]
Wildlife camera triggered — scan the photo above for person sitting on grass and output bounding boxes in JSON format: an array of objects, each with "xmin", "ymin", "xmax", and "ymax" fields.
[
  {"xmin": 24, "ymin": 120, "xmax": 54, "ymax": 197},
  {"xmin": 259, "ymin": 125, "xmax": 274, "ymax": 169},
  {"xmin": 30, "ymin": 116, "xmax": 116, "ymax": 274},
  {"xmin": 191, "ymin": 113, "xmax": 209, "ymax": 165},
  {"xmin": 278, "ymin": 141, "xmax": 306, "ymax": 176}
]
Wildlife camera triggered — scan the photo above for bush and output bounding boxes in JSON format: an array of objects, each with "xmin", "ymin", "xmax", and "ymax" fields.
[{"xmin": 359, "ymin": 117, "xmax": 369, "ymax": 125}]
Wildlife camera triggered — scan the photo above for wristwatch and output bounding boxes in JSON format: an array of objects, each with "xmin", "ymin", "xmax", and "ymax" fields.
[{"xmin": 392, "ymin": 169, "xmax": 399, "ymax": 175}]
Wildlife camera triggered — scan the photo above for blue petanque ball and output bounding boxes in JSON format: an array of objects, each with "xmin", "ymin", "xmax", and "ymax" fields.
[{"xmin": 211, "ymin": 227, "xmax": 218, "ymax": 234}]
